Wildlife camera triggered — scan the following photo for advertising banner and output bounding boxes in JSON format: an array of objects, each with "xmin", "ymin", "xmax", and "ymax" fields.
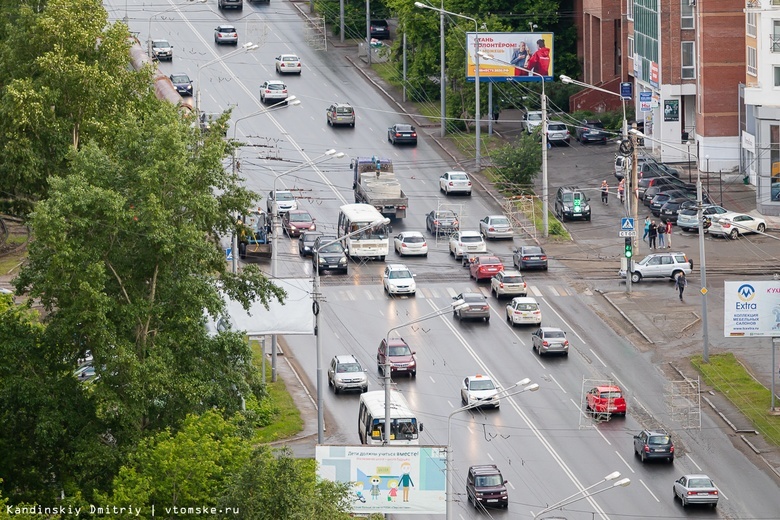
[
  {"xmin": 664, "ymin": 100, "xmax": 679, "ymax": 122},
  {"xmin": 316, "ymin": 445, "xmax": 447, "ymax": 515},
  {"xmin": 724, "ymin": 281, "xmax": 780, "ymax": 337},
  {"xmin": 466, "ymin": 32, "xmax": 554, "ymax": 82}
]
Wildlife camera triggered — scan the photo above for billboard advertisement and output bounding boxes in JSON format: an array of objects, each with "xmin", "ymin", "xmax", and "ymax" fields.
[
  {"xmin": 316, "ymin": 445, "xmax": 447, "ymax": 515},
  {"xmin": 724, "ymin": 281, "xmax": 780, "ymax": 337},
  {"xmin": 466, "ymin": 32, "xmax": 554, "ymax": 82}
]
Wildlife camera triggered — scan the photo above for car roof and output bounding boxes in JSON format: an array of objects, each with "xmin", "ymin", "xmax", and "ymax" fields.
[
  {"xmin": 334, "ymin": 354, "xmax": 359, "ymax": 364},
  {"xmin": 152, "ymin": 39, "xmax": 170, "ymax": 45},
  {"xmin": 330, "ymin": 102, "xmax": 353, "ymax": 108},
  {"xmin": 594, "ymin": 385, "xmax": 621, "ymax": 391},
  {"xmin": 386, "ymin": 264, "xmax": 411, "ymax": 271},
  {"xmin": 466, "ymin": 374, "xmax": 494, "ymax": 382},
  {"xmin": 458, "ymin": 231, "xmax": 482, "ymax": 237},
  {"xmin": 278, "ymin": 53, "xmax": 299, "ymax": 58},
  {"xmin": 393, "ymin": 123, "xmax": 414, "ymax": 130},
  {"xmin": 469, "ymin": 464, "xmax": 502, "ymax": 475},
  {"xmin": 265, "ymin": 79, "xmax": 286, "ymax": 86},
  {"xmin": 286, "ymin": 209, "xmax": 310, "ymax": 215},
  {"xmin": 217, "ymin": 25, "xmax": 236, "ymax": 30},
  {"xmin": 486, "ymin": 214, "xmax": 508, "ymax": 219},
  {"xmin": 385, "ymin": 337, "xmax": 409, "ymax": 346},
  {"xmin": 643, "ymin": 428, "xmax": 669, "ymax": 435},
  {"xmin": 500, "ymin": 269, "xmax": 522, "ymax": 276},
  {"xmin": 510, "ymin": 296, "xmax": 538, "ymax": 304},
  {"xmin": 398, "ymin": 231, "xmax": 424, "ymax": 237},
  {"xmin": 476, "ymin": 255, "xmax": 501, "ymax": 262},
  {"xmin": 460, "ymin": 292, "xmax": 485, "ymax": 299},
  {"xmin": 539, "ymin": 326, "xmax": 564, "ymax": 333},
  {"xmin": 683, "ymin": 474, "xmax": 712, "ymax": 479},
  {"xmin": 445, "ymin": 170, "xmax": 469, "ymax": 176}
]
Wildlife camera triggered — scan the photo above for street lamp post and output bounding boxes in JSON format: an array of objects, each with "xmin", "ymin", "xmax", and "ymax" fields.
[
  {"xmin": 196, "ymin": 42, "xmax": 260, "ymax": 115},
  {"xmin": 313, "ymin": 218, "xmax": 391, "ymax": 444},
  {"xmin": 447, "ymin": 380, "xmax": 539, "ymax": 519},
  {"xmin": 230, "ymin": 98, "xmax": 301, "ymax": 274},
  {"xmin": 560, "ymin": 75, "xmax": 632, "ymax": 290},
  {"xmin": 533, "ymin": 472, "xmax": 630, "ymax": 519},
  {"xmin": 415, "ymin": 2, "xmax": 481, "ymax": 171},
  {"xmin": 271, "ymin": 149, "xmax": 343, "ymax": 383},
  {"xmin": 480, "ymin": 52, "xmax": 549, "ymax": 238},
  {"xmin": 147, "ymin": 0, "xmax": 206, "ymax": 56},
  {"xmin": 631, "ymin": 129, "xmax": 710, "ymax": 363}
]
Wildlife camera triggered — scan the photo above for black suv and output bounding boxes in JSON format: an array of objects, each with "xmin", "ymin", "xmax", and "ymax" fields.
[
  {"xmin": 555, "ymin": 186, "xmax": 591, "ymax": 221},
  {"xmin": 369, "ymin": 20, "xmax": 390, "ymax": 39},
  {"xmin": 312, "ymin": 235, "xmax": 348, "ymax": 274},
  {"xmin": 466, "ymin": 465, "xmax": 508, "ymax": 509},
  {"xmin": 634, "ymin": 429, "xmax": 675, "ymax": 462},
  {"xmin": 576, "ymin": 119, "xmax": 608, "ymax": 144}
]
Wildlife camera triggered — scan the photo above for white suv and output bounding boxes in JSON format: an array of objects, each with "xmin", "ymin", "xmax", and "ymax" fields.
[
  {"xmin": 383, "ymin": 264, "xmax": 416, "ymax": 296},
  {"xmin": 620, "ymin": 251, "xmax": 692, "ymax": 283},
  {"xmin": 448, "ymin": 231, "xmax": 486, "ymax": 260}
]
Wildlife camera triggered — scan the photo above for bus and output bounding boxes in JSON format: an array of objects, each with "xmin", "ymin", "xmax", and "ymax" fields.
[
  {"xmin": 337, "ymin": 203, "xmax": 391, "ymax": 260},
  {"xmin": 358, "ymin": 390, "xmax": 423, "ymax": 445}
]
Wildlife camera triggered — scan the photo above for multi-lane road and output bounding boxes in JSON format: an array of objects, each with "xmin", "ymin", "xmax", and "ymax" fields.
[{"xmin": 109, "ymin": 1, "xmax": 780, "ymax": 518}]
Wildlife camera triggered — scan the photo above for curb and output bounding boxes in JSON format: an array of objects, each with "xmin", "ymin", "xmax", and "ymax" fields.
[{"xmin": 598, "ymin": 290, "xmax": 655, "ymax": 344}]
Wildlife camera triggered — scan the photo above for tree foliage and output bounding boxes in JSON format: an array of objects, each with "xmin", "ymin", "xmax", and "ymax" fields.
[{"xmin": 491, "ymin": 132, "xmax": 543, "ymax": 191}]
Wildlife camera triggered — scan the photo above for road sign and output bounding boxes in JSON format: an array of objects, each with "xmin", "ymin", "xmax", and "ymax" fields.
[
  {"xmin": 621, "ymin": 218, "xmax": 635, "ymax": 231},
  {"xmin": 619, "ymin": 230, "xmax": 637, "ymax": 238},
  {"xmin": 226, "ymin": 247, "xmax": 233, "ymax": 261},
  {"xmin": 620, "ymin": 82, "xmax": 633, "ymax": 100}
]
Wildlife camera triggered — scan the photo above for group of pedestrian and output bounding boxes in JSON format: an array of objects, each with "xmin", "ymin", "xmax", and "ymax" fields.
[{"xmin": 642, "ymin": 217, "xmax": 673, "ymax": 250}]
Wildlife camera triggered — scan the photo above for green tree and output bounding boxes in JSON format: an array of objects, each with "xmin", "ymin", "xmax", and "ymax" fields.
[
  {"xmin": 490, "ymin": 132, "xmax": 543, "ymax": 192},
  {"xmin": 219, "ymin": 447, "xmax": 353, "ymax": 520}
]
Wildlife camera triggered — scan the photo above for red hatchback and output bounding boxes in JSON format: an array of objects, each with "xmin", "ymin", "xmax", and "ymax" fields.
[
  {"xmin": 586, "ymin": 385, "xmax": 627, "ymax": 416},
  {"xmin": 469, "ymin": 256, "xmax": 504, "ymax": 281}
]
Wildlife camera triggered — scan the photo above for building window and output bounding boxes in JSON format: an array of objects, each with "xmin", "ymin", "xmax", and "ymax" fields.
[
  {"xmin": 627, "ymin": 0, "xmax": 634, "ymax": 21},
  {"xmin": 747, "ymin": 12, "xmax": 756, "ymax": 37},
  {"xmin": 747, "ymin": 46, "xmax": 757, "ymax": 76},
  {"xmin": 628, "ymin": 36, "xmax": 635, "ymax": 60},
  {"xmin": 775, "ymin": 66, "xmax": 780, "ymax": 87},
  {"xmin": 681, "ymin": 0, "xmax": 694, "ymax": 30},
  {"xmin": 681, "ymin": 41, "xmax": 695, "ymax": 79}
]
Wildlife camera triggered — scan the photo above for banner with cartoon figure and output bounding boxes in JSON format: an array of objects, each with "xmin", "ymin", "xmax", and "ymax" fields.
[
  {"xmin": 466, "ymin": 32, "xmax": 554, "ymax": 82},
  {"xmin": 316, "ymin": 445, "xmax": 447, "ymax": 514}
]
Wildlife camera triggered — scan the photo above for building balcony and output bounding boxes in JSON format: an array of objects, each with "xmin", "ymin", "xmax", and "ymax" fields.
[{"xmin": 772, "ymin": 35, "xmax": 780, "ymax": 52}]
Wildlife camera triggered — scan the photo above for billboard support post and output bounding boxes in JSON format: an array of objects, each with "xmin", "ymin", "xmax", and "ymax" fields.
[{"xmin": 773, "ymin": 337, "xmax": 777, "ymax": 411}]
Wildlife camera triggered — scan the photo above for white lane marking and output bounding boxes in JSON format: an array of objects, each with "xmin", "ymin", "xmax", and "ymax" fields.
[
  {"xmin": 686, "ymin": 454, "xmax": 703, "ymax": 472},
  {"xmin": 446, "ymin": 287, "xmax": 458, "ymax": 298},
  {"xmin": 428, "ymin": 300, "xmax": 613, "ymax": 520},
  {"xmin": 543, "ymin": 298, "xmax": 588, "ymax": 345},
  {"xmin": 529, "ymin": 285, "xmax": 543, "ymax": 297},
  {"xmin": 595, "ymin": 427, "xmax": 611, "ymax": 446},
  {"xmin": 547, "ymin": 286, "xmax": 560, "ymax": 296},
  {"xmin": 549, "ymin": 374, "xmax": 566, "ymax": 393},
  {"xmin": 429, "ymin": 376, "xmax": 436, "ymax": 384},
  {"xmin": 640, "ymin": 479, "xmax": 660, "ymax": 502},
  {"xmin": 334, "ymin": 332, "xmax": 340, "ymax": 340},
  {"xmin": 486, "ymin": 452, "xmax": 494, "ymax": 461},
  {"xmin": 448, "ymin": 400, "xmax": 455, "ymax": 409},
  {"xmin": 610, "ymin": 372, "xmax": 628, "ymax": 392},
  {"xmin": 615, "ymin": 450, "xmax": 635, "ymax": 473},
  {"xmin": 590, "ymin": 349, "xmax": 608, "ymax": 368},
  {"xmin": 507, "ymin": 481, "xmax": 516, "ymax": 490},
  {"xmin": 364, "ymin": 290, "xmax": 374, "ymax": 300}
]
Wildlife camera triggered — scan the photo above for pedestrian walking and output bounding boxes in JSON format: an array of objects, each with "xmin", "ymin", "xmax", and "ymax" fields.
[
  {"xmin": 643, "ymin": 217, "xmax": 651, "ymax": 243},
  {"xmin": 601, "ymin": 180, "xmax": 609, "ymax": 205},
  {"xmin": 657, "ymin": 221, "xmax": 666, "ymax": 248},
  {"xmin": 617, "ymin": 179, "xmax": 625, "ymax": 204},
  {"xmin": 675, "ymin": 272, "xmax": 688, "ymax": 301},
  {"xmin": 665, "ymin": 220, "xmax": 673, "ymax": 248},
  {"xmin": 648, "ymin": 221, "xmax": 658, "ymax": 249}
]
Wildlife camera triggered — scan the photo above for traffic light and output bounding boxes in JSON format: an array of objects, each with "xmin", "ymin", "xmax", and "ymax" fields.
[{"xmin": 624, "ymin": 237, "xmax": 633, "ymax": 258}]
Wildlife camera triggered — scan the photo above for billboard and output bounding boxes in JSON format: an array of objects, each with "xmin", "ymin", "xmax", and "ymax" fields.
[
  {"xmin": 724, "ymin": 281, "xmax": 780, "ymax": 337},
  {"xmin": 466, "ymin": 32, "xmax": 554, "ymax": 82},
  {"xmin": 316, "ymin": 445, "xmax": 447, "ymax": 515}
]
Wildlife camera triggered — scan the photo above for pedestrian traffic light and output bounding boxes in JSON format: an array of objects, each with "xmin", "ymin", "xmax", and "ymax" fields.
[{"xmin": 624, "ymin": 237, "xmax": 633, "ymax": 258}]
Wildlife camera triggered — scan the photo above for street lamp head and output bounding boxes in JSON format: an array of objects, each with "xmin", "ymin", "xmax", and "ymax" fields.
[
  {"xmin": 526, "ymin": 383, "xmax": 540, "ymax": 392},
  {"xmin": 604, "ymin": 471, "xmax": 621, "ymax": 481},
  {"xmin": 333, "ymin": 152, "xmax": 346, "ymax": 158},
  {"xmin": 288, "ymin": 99, "xmax": 302, "ymax": 106},
  {"xmin": 613, "ymin": 478, "xmax": 631, "ymax": 488},
  {"xmin": 629, "ymin": 128, "xmax": 646, "ymax": 138},
  {"xmin": 370, "ymin": 217, "xmax": 391, "ymax": 227},
  {"xmin": 477, "ymin": 51, "xmax": 494, "ymax": 60},
  {"xmin": 516, "ymin": 378, "xmax": 531, "ymax": 386},
  {"xmin": 242, "ymin": 42, "xmax": 254, "ymax": 49},
  {"xmin": 414, "ymin": 1, "xmax": 427, "ymax": 7},
  {"xmin": 325, "ymin": 149, "xmax": 337, "ymax": 156},
  {"xmin": 559, "ymin": 75, "xmax": 573, "ymax": 84}
]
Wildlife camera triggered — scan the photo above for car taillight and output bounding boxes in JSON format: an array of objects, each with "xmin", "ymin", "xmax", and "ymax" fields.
[
  {"xmin": 395, "ymin": 133, "xmax": 402, "ymax": 137},
  {"xmin": 401, "ymin": 243, "xmax": 407, "ymax": 248},
  {"xmin": 563, "ymin": 340, "xmax": 569, "ymax": 346},
  {"xmin": 453, "ymin": 220, "xmax": 459, "ymax": 226},
  {"xmin": 481, "ymin": 305, "xmax": 489, "ymax": 310},
  {"xmin": 449, "ymin": 181, "xmax": 454, "ymax": 186},
  {"xmin": 644, "ymin": 445, "xmax": 650, "ymax": 452},
  {"xmin": 433, "ymin": 219, "xmax": 439, "ymax": 225},
  {"xmin": 488, "ymin": 227, "xmax": 495, "ymax": 231},
  {"xmin": 543, "ymin": 340, "xmax": 549, "ymax": 346},
  {"xmin": 670, "ymin": 446, "xmax": 675, "ymax": 453},
  {"xmin": 541, "ymin": 255, "xmax": 547, "ymax": 260},
  {"xmin": 468, "ymin": 181, "xmax": 472, "ymax": 186},
  {"xmin": 412, "ymin": 132, "xmax": 417, "ymax": 137},
  {"xmin": 522, "ymin": 282, "xmax": 527, "ymax": 289},
  {"xmin": 499, "ymin": 283, "xmax": 504, "ymax": 288},
  {"xmin": 397, "ymin": 205, "xmax": 406, "ymax": 209}
]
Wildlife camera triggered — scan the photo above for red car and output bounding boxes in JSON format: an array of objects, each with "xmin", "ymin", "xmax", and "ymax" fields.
[
  {"xmin": 586, "ymin": 385, "xmax": 627, "ymax": 416},
  {"xmin": 377, "ymin": 337, "xmax": 417, "ymax": 377},
  {"xmin": 469, "ymin": 256, "xmax": 504, "ymax": 281}
]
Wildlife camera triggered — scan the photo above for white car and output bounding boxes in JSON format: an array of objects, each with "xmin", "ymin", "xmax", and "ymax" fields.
[
  {"xmin": 709, "ymin": 212, "xmax": 766, "ymax": 239},
  {"xmin": 522, "ymin": 111, "xmax": 543, "ymax": 134},
  {"xmin": 479, "ymin": 215, "xmax": 514, "ymax": 239},
  {"xmin": 260, "ymin": 80, "xmax": 288, "ymax": 104},
  {"xmin": 461, "ymin": 374, "xmax": 500, "ymax": 408},
  {"xmin": 383, "ymin": 264, "xmax": 416, "ymax": 296},
  {"xmin": 676, "ymin": 205, "xmax": 731, "ymax": 232},
  {"xmin": 448, "ymin": 231, "xmax": 486, "ymax": 260},
  {"xmin": 150, "ymin": 39, "xmax": 173, "ymax": 61},
  {"xmin": 505, "ymin": 297, "xmax": 542, "ymax": 326},
  {"xmin": 393, "ymin": 232, "xmax": 428, "ymax": 256},
  {"xmin": 439, "ymin": 171, "xmax": 472, "ymax": 195},
  {"xmin": 266, "ymin": 190, "xmax": 298, "ymax": 214},
  {"xmin": 275, "ymin": 54, "xmax": 302, "ymax": 74}
]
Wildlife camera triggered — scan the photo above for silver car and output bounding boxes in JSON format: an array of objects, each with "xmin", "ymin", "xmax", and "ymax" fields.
[
  {"xmin": 328, "ymin": 355, "xmax": 368, "ymax": 394},
  {"xmin": 546, "ymin": 121, "xmax": 570, "ymax": 145},
  {"xmin": 490, "ymin": 270, "xmax": 527, "ymax": 298},
  {"xmin": 673, "ymin": 474, "xmax": 719, "ymax": 508},
  {"xmin": 439, "ymin": 171, "xmax": 472, "ymax": 195},
  {"xmin": 479, "ymin": 215, "xmax": 513, "ymax": 239},
  {"xmin": 214, "ymin": 25, "xmax": 238, "ymax": 45},
  {"xmin": 151, "ymin": 39, "xmax": 173, "ymax": 61},
  {"xmin": 531, "ymin": 327, "xmax": 569, "ymax": 356},
  {"xmin": 452, "ymin": 292, "xmax": 490, "ymax": 322},
  {"xmin": 619, "ymin": 251, "xmax": 692, "ymax": 283}
]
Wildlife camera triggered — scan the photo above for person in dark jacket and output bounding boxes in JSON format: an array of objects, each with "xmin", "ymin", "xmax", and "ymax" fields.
[{"xmin": 648, "ymin": 221, "xmax": 658, "ymax": 249}]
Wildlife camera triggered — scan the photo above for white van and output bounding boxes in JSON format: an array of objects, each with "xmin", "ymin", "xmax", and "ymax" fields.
[
  {"xmin": 614, "ymin": 155, "xmax": 631, "ymax": 180},
  {"xmin": 358, "ymin": 390, "xmax": 422, "ymax": 445}
]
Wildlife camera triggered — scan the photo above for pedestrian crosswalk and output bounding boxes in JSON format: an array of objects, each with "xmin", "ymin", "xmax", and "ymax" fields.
[{"xmin": 323, "ymin": 284, "xmax": 592, "ymax": 301}]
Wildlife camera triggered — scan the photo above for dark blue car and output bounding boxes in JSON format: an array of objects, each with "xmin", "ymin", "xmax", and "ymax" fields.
[{"xmin": 169, "ymin": 73, "xmax": 193, "ymax": 96}]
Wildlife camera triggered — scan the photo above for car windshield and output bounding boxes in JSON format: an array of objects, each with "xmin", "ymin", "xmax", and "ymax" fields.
[
  {"xmin": 523, "ymin": 247, "xmax": 543, "ymax": 255},
  {"xmin": 490, "ymin": 217, "xmax": 510, "ymax": 226},
  {"xmin": 688, "ymin": 478, "xmax": 714, "ymax": 488},
  {"xmin": 390, "ymin": 420, "xmax": 417, "ymax": 438},
  {"xmin": 462, "ymin": 295, "xmax": 484, "ymax": 303},
  {"xmin": 502, "ymin": 276, "xmax": 523, "ymax": 283},
  {"xmin": 548, "ymin": 124, "xmax": 567, "ymax": 131},
  {"xmin": 275, "ymin": 192, "xmax": 294, "ymax": 201},
  {"xmin": 289, "ymin": 212, "xmax": 311, "ymax": 222},
  {"xmin": 303, "ymin": 233, "xmax": 322, "ymax": 242},
  {"xmin": 527, "ymin": 113, "xmax": 542, "ymax": 121},
  {"xmin": 469, "ymin": 379, "xmax": 496, "ymax": 391},
  {"xmin": 450, "ymin": 173, "xmax": 469, "ymax": 180},
  {"xmin": 336, "ymin": 107, "xmax": 353, "ymax": 114},
  {"xmin": 170, "ymin": 75, "xmax": 189, "ymax": 83},
  {"xmin": 480, "ymin": 258, "xmax": 501, "ymax": 265},
  {"xmin": 402, "ymin": 235, "xmax": 424, "ymax": 243},
  {"xmin": 395, "ymin": 125, "xmax": 413, "ymax": 132},
  {"xmin": 516, "ymin": 303, "xmax": 538, "ymax": 311},
  {"xmin": 337, "ymin": 363, "xmax": 361, "ymax": 373},
  {"xmin": 266, "ymin": 83, "xmax": 285, "ymax": 91},
  {"xmin": 388, "ymin": 346, "xmax": 411, "ymax": 357},
  {"xmin": 153, "ymin": 40, "xmax": 170, "ymax": 47},
  {"xmin": 283, "ymin": 56, "xmax": 298, "ymax": 62},
  {"xmin": 649, "ymin": 435, "xmax": 670, "ymax": 445},
  {"xmin": 388, "ymin": 270, "xmax": 412, "ymax": 279},
  {"xmin": 600, "ymin": 391, "xmax": 623, "ymax": 399},
  {"xmin": 319, "ymin": 242, "xmax": 343, "ymax": 254},
  {"xmin": 219, "ymin": 27, "xmax": 236, "ymax": 33},
  {"xmin": 436, "ymin": 211, "xmax": 457, "ymax": 219},
  {"xmin": 475, "ymin": 475, "xmax": 503, "ymax": 487},
  {"xmin": 351, "ymin": 223, "xmax": 389, "ymax": 239},
  {"xmin": 461, "ymin": 236, "xmax": 482, "ymax": 243}
]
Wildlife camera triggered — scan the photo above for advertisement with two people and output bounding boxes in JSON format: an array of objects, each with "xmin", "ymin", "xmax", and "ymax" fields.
[{"xmin": 466, "ymin": 32, "xmax": 554, "ymax": 82}]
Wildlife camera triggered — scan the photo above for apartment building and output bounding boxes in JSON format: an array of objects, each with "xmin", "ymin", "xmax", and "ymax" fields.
[{"xmin": 741, "ymin": 0, "xmax": 780, "ymax": 214}]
